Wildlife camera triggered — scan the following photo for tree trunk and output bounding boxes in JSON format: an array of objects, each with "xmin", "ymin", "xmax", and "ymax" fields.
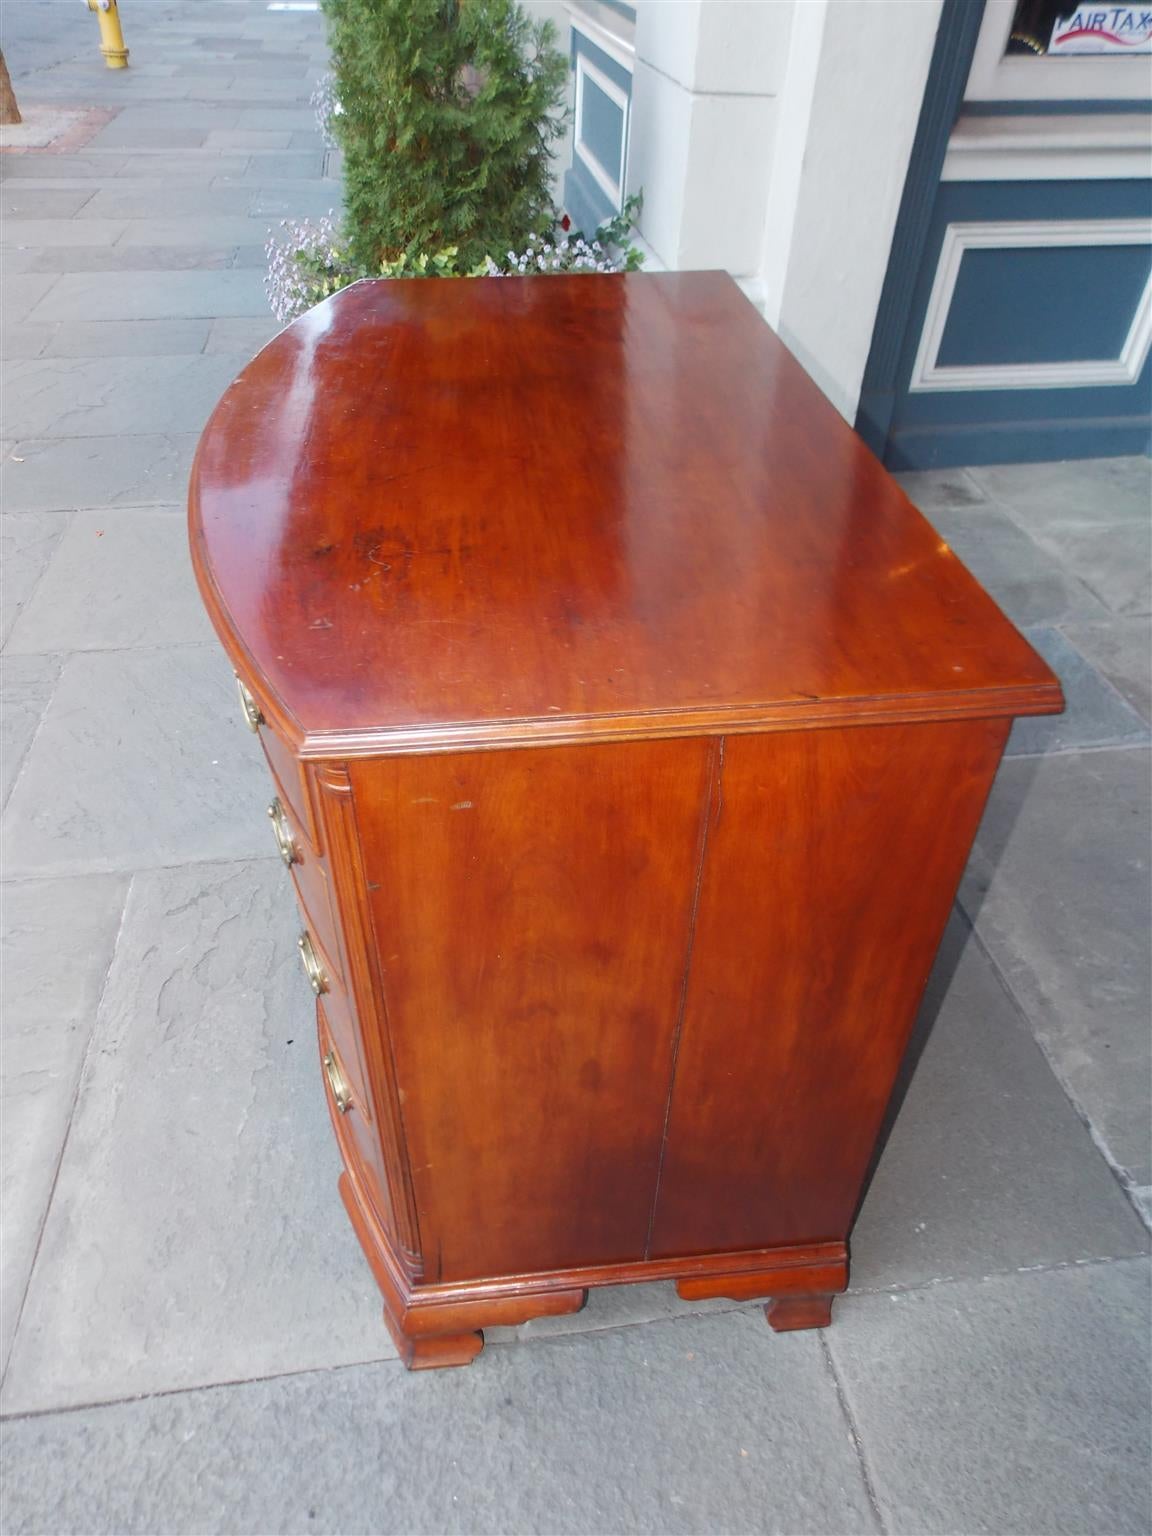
[{"xmin": 0, "ymin": 51, "xmax": 21, "ymax": 127}]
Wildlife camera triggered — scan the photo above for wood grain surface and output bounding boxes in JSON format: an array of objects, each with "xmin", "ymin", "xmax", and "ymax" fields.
[
  {"xmin": 648, "ymin": 718, "xmax": 1011, "ymax": 1258},
  {"xmin": 189, "ymin": 273, "xmax": 1060, "ymax": 755},
  {"xmin": 189, "ymin": 271, "xmax": 1064, "ymax": 1366},
  {"xmin": 349, "ymin": 738, "xmax": 713, "ymax": 1282}
]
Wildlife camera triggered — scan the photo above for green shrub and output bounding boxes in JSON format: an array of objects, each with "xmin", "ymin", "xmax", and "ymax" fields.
[
  {"xmin": 265, "ymin": 196, "xmax": 645, "ymax": 323},
  {"xmin": 321, "ymin": 0, "xmax": 568, "ymax": 271}
]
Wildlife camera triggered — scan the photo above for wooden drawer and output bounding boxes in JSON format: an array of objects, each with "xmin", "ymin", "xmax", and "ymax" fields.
[
  {"xmin": 318, "ymin": 995, "xmax": 380, "ymax": 1178},
  {"xmin": 234, "ymin": 672, "xmax": 320, "ymax": 852},
  {"xmin": 291, "ymin": 853, "xmax": 344, "ymax": 990},
  {"xmin": 260, "ymin": 722, "xmax": 319, "ymax": 852},
  {"xmin": 309, "ymin": 961, "xmax": 373, "ymax": 1128}
]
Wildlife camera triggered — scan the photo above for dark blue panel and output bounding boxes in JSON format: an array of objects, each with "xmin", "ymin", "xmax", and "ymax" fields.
[
  {"xmin": 597, "ymin": 1, "xmax": 637, "ymax": 21},
  {"xmin": 938, "ymin": 242, "xmax": 1152, "ymax": 365},
  {"xmin": 962, "ymin": 100, "xmax": 1152, "ymax": 115},
  {"xmin": 570, "ymin": 29, "xmax": 633, "ymax": 95},
  {"xmin": 563, "ymin": 161, "xmax": 615, "ymax": 236},
  {"xmin": 855, "ymin": 0, "xmax": 988, "ymax": 455},
  {"xmin": 872, "ymin": 177, "xmax": 1152, "ymax": 466},
  {"xmin": 886, "ymin": 415, "xmax": 1152, "ymax": 469},
  {"xmin": 580, "ymin": 73, "xmax": 624, "ymax": 186}
]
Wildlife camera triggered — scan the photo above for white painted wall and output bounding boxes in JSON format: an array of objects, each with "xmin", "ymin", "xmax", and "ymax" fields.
[
  {"xmin": 541, "ymin": 0, "xmax": 944, "ymax": 423},
  {"xmin": 763, "ymin": 0, "xmax": 944, "ymax": 420},
  {"xmin": 628, "ymin": 0, "xmax": 793, "ymax": 271}
]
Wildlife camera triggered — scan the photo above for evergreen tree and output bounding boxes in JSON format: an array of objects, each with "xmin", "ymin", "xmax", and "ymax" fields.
[{"xmin": 322, "ymin": 0, "xmax": 568, "ymax": 271}]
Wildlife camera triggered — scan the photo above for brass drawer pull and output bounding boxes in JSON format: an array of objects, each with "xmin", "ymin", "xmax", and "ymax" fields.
[
  {"xmin": 268, "ymin": 797, "xmax": 298, "ymax": 866},
  {"xmin": 298, "ymin": 931, "xmax": 328, "ymax": 995},
  {"xmin": 236, "ymin": 675, "xmax": 264, "ymax": 732},
  {"xmin": 323, "ymin": 1049, "xmax": 353, "ymax": 1114}
]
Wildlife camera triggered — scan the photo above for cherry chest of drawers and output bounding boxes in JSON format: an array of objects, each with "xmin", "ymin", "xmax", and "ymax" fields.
[{"xmin": 189, "ymin": 272, "xmax": 1062, "ymax": 1370}]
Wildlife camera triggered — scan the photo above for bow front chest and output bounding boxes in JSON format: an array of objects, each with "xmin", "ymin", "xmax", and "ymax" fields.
[{"xmin": 189, "ymin": 272, "xmax": 1061, "ymax": 1369}]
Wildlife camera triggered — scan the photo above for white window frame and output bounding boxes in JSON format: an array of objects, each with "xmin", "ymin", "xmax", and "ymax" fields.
[
  {"xmin": 909, "ymin": 218, "xmax": 1152, "ymax": 391},
  {"xmin": 573, "ymin": 51, "xmax": 629, "ymax": 210},
  {"xmin": 965, "ymin": 0, "xmax": 1152, "ymax": 102}
]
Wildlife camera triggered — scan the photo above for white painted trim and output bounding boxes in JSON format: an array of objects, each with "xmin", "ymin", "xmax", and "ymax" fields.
[
  {"xmin": 573, "ymin": 52, "xmax": 628, "ymax": 209},
  {"xmin": 568, "ymin": 10, "xmax": 636, "ymax": 75},
  {"xmin": 966, "ymin": 0, "xmax": 1152, "ymax": 102},
  {"xmin": 942, "ymin": 112, "xmax": 1152, "ymax": 180},
  {"xmin": 910, "ymin": 218, "xmax": 1152, "ymax": 392}
]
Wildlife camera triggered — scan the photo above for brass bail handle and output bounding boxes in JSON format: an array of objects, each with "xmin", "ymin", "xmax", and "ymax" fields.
[
  {"xmin": 298, "ymin": 932, "xmax": 328, "ymax": 995},
  {"xmin": 236, "ymin": 675, "xmax": 264, "ymax": 732},
  {"xmin": 268, "ymin": 798, "xmax": 298, "ymax": 866},
  {"xmin": 324, "ymin": 1049, "xmax": 353, "ymax": 1114}
]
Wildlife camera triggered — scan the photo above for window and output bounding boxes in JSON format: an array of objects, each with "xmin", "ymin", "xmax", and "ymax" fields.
[{"xmin": 967, "ymin": 0, "xmax": 1152, "ymax": 100}]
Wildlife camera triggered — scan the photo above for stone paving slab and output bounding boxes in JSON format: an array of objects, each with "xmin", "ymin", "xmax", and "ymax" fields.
[
  {"xmin": 969, "ymin": 454, "xmax": 1152, "ymax": 526},
  {"xmin": 2, "ymin": 275, "xmax": 59, "ymax": 326},
  {"xmin": 1, "ymin": 179, "xmax": 129, "ymax": 192},
  {"xmin": 1006, "ymin": 624, "xmax": 1149, "ymax": 757},
  {"xmin": 0, "ymin": 155, "xmax": 130, "ymax": 179},
  {"xmin": 26, "ymin": 269, "xmax": 269, "ymax": 323},
  {"xmin": 1028, "ymin": 515, "xmax": 1151, "ymax": 617},
  {"xmin": 3, "ymin": 157, "xmax": 260, "ymax": 184},
  {"xmin": 0, "ymin": 322, "xmax": 55, "ymax": 360},
  {"xmin": 3, "ymin": 433, "xmax": 198, "ymax": 512},
  {"xmin": 233, "ymin": 243, "xmax": 273, "ymax": 269},
  {"xmin": 848, "ymin": 913, "xmax": 1149, "ymax": 1291},
  {"xmin": 2, "ymin": 2, "xmax": 1149, "ymax": 1529},
  {"xmin": 77, "ymin": 184, "xmax": 258, "ymax": 219},
  {"xmin": 87, "ymin": 122, "xmax": 212, "ymax": 152},
  {"xmin": 1, "ymin": 220, "xmax": 127, "ymax": 248},
  {"xmin": 0, "ymin": 859, "xmax": 395, "ymax": 1417},
  {"xmin": 39, "ymin": 318, "xmax": 211, "ymax": 359},
  {"xmin": 22, "ymin": 244, "xmax": 247, "ymax": 274},
  {"xmin": 252, "ymin": 185, "xmax": 340, "ymax": 219},
  {"xmin": 1, "ymin": 188, "xmax": 97, "ymax": 219},
  {"xmin": 5, "ymin": 507, "xmax": 216, "ymax": 654},
  {"xmin": 112, "ymin": 155, "xmax": 256, "ymax": 180},
  {"xmin": 924, "ymin": 501, "xmax": 1109, "ymax": 627},
  {"xmin": 115, "ymin": 215, "xmax": 277, "ymax": 248},
  {"xmin": 3, "ymin": 355, "xmax": 244, "ymax": 439},
  {"xmin": 0, "ymin": 653, "xmax": 62, "ymax": 806},
  {"xmin": 235, "ymin": 107, "xmax": 318, "ymax": 132},
  {"xmin": 204, "ymin": 128, "xmax": 295, "ymax": 152},
  {"xmin": 204, "ymin": 315, "xmax": 284, "ymax": 355},
  {"xmin": 0, "ymin": 873, "xmax": 130, "ymax": 1376},
  {"xmin": 1, "ymin": 645, "xmax": 274, "ymax": 876},
  {"xmin": 827, "ymin": 1258, "xmax": 1152, "ymax": 1536},
  {"xmin": 0, "ymin": 1308, "xmax": 879, "ymax": 1536},
  {"xmin": 0, "ymin": 510, "xmax": 70, "ymax": 645},
  {"xmin": 961, "ymin": 748, "xmax": 1152, "ymax": 1192},
  {"xmin": 0, "ymin": 251, "xmax": 42, "ymax": 276},
  {"xmin": 894, "ymin": 466, "xmax": 989, "ymax": 510},
  {"xmin": 1061, "ymin": 616, "xmax": 1152, "ymax": 723},
  {"xmin": 213, "ymin": 152, "xmax": 328, "ymax": 182}
]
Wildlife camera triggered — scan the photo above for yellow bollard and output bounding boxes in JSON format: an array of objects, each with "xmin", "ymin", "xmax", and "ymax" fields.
[{"xmin": 87, "ymin": 0, "xmax": 129, "ymax": 69}]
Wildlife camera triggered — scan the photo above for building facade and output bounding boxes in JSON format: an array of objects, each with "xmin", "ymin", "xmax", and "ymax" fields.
[{"xmin": 538, "ymin": 0, "xmax": 1152, "ymax": 467}]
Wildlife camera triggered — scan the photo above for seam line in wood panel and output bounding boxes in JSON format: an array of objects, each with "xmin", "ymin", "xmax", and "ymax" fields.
[{"xmin": 644, "ymin": 736, "xmax": 723, "ymax": 1262}]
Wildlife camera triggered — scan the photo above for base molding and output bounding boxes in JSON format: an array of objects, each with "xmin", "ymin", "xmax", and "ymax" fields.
[{"xmin": 338, "ymin": 1162, "xmax": 849, "ymax": 1370}]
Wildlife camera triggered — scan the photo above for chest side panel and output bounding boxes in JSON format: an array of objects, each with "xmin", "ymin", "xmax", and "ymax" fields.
[
  {"xmin": 649, "ymin": 717, "xmax": 1009, "ymax": 1259},
  {"xmin": 348, "ymin": 738, "xmax": 713, "ymax": 1283}
]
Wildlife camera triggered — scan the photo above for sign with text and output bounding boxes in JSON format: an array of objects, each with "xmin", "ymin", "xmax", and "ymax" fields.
[{"xmin": 1049, "ymin": 6, "xmax": 1152, "ymax": 52}]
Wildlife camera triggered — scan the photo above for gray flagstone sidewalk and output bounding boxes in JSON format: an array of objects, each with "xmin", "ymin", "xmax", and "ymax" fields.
[{"xmin": 1, "ymin": 4, "xmax": 1149, "ymax": 1533}]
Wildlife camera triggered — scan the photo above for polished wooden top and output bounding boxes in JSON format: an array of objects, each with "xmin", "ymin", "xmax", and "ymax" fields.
[{"xmin": 189, "ymin": 272, "xmax": 1061, "ymax": 753}]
